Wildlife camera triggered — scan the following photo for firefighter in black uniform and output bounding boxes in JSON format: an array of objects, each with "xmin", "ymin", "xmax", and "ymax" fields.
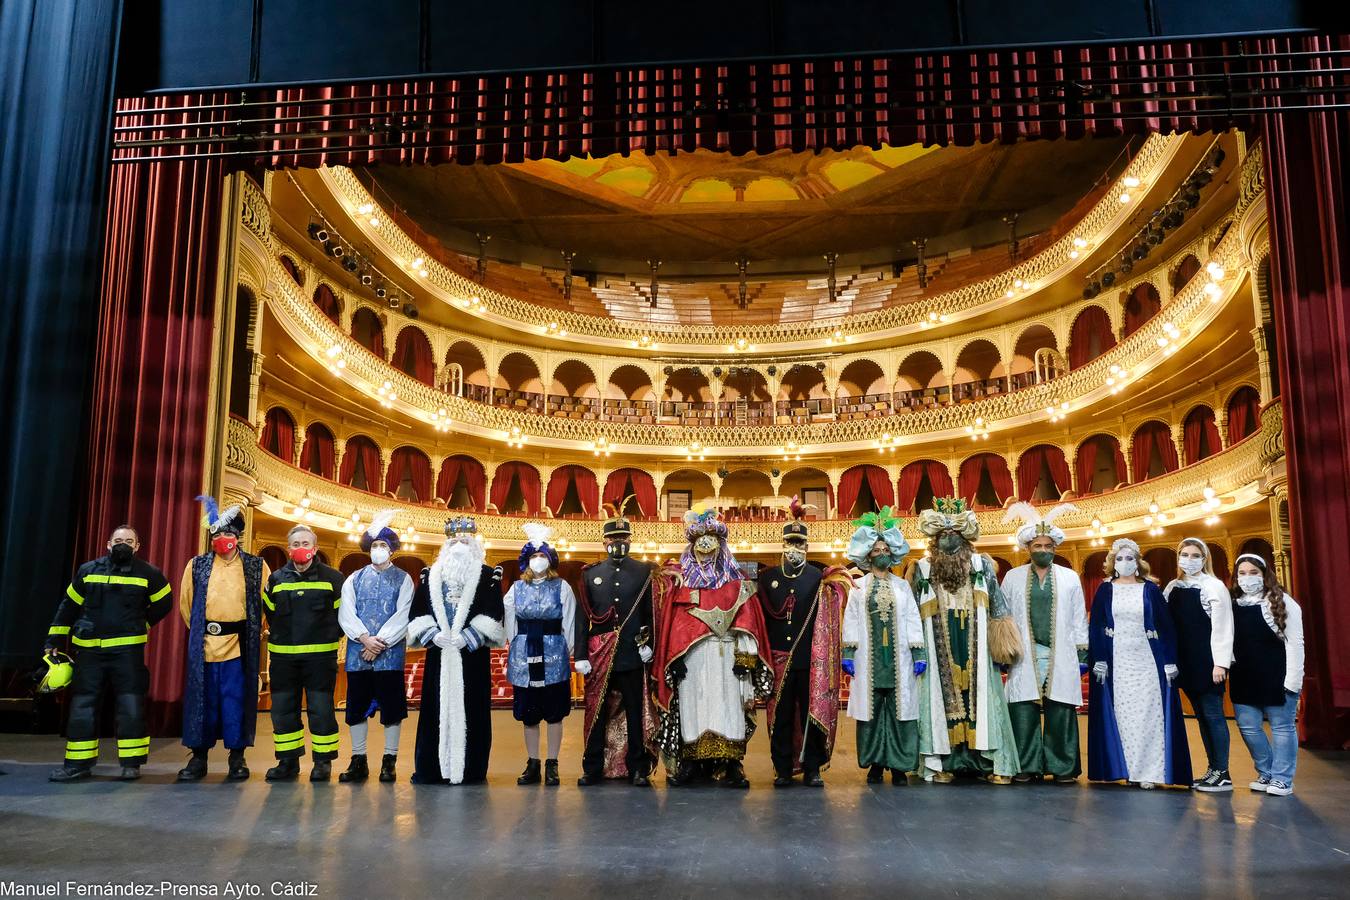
[
  {"xmin": 758, "ymin": 512, "xmax": 828, "ymax": 786},
  {"xmin": 262, "ymin": 523, "xmax": 346, "ymax": 782},
  {"xmin": 575, "ymin": 505, "xmax": 656, "ymax": 786},
  {"xmin": 46, "ymin": 525, "xmax": 173, "ymax": 782}
]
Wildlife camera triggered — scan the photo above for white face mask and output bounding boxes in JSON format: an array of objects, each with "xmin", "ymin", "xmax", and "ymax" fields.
[
  {"xmin": 1238, "ymin": 574, "xmax": 1266, "ymax": 596},
  {"xmin": 1115, "ymin": 556, "xmax": 1138, "ymax": 577},
  {"xmin": 528, "ymin": 556, "xmax": 550, "ymax": 575},
  {"xmin": 369, "ymin": 546, "xmax": 391, "ymax": 566},
  {"xmin": 1179, "ymin": 556, "xmax": 1205, "ymax": 576}
]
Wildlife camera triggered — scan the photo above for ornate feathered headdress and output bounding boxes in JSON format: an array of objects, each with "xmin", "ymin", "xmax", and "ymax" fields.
[
  {"xmin": 782, "ymin": 495, "xmax": 811, "ymax": 542},
  {"xmin": 917, "ymin": 496, "xmax": 980, "ymax": 541},
  {"xmin": 601, "ymin": 496, "xmax": 634, "ymax": 538},
  {"xmin": 683, "ymin": 504, "xmax": 728, "ymax": 543},
  {"xmin": 1003, "ymin": 501, "xmax": 1078, "ymax": 549},
  {"xmin": 847, "ymin": 505, "xmax": 910, "ymax": 568},
  {"xmin": 196, "ymin": 495, "xmax": 245, "ymax": 536},
  {"xmin": 361, "ymin": 508, "xmax": 401, "ymax": 553},
  {"xmin": 518, "ymin": 522, "xmax": 558, "ymax": 572}
]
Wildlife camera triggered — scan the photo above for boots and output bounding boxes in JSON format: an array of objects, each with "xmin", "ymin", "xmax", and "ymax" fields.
[
  {"xmin": 176, "ymin": 750, "xmax": 208, "ymax": 783},
  {"xmin": 666, "ymin": 759, "xmax": 696, "ymax": 787},
  {"xmin": 226, "ymin": 749, "xmax": 249, "ymax": 782},
  {"xmin": 773, "ymin": 772, "xmax": 794, "ymax": 787},
  {"xmin": 339, "ymin": 755, "xmax": 369, "ymax": 783},
  {"xmin": 517, "ymin": 758, "xmax": 541, "ymax": 785},
  {"xmin": 310, "ymin": 760, "xmax": 331, "ymax": 782},
  {"xmin": 265, "ymin": 758, "xmax": 300, "ymax": 782},
  {"xmin": 544, "ymin": 758, "xmax": 560, "ymax": 787},
  {"xmin": 804, "ymin": 769, "xmax": 825, "ymax": 787},
  {"xmin": 577, "ymin": 771, "xmax": 604, "ymax": 787},
  {"xmin": 379, "ymin": 754, "xmax": 397, "ymax": 783},
  {"xmin": 721, "ymin": 761, "xmax": 750, "ymax": 789},
  {"xmin": 866, "ymin": 764, "xmax": 884, "ymax": 784},
  {"xmin": 118, "ymin": 766, "xmax": 141, "ymax": 782},
  {"xmin": 49, "ymin": 765, "xmax": 93, "ymax": 783}
]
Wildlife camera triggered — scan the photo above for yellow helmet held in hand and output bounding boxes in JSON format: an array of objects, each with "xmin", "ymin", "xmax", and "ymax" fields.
[{"xmin": 37, "ymin": 650, "xmax": 74, "ymax": 694}]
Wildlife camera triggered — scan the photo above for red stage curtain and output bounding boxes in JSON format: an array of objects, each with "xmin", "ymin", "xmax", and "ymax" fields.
[
  {"xmin": 1261, "ymin": 39, "xmax": 1350, "ymax": 746},
  {"xmin": 1019, "ymin": 445, "xmax": 1071, "ymax": 500},
  {"xmin": 1227, "ymin": 386, "xmax": 1260, "ymax": 443},
  {"xmin": 339, "ymin": 436, "xmax": 381, "ymax": 490},
  {"xmin": 925, "ymin": 460, "xmax": 954, "ymax": 498},
  {"xmin": 863, "ymin": 464, "xmax": 895, "ymax": 509},
  {"xmin": 279, "ymin": 255, "xmax": 304, "ymax": 286},
  {"xmin": 352, "ymin": 308, "xmax": 385, "ymax": 359},
  {"xmin": 603, "ymin": 467, "xmax": 657, "ymax": 518},
  {"xmin": 959, "ymin": 454, "xmax": 1015, "ymax": 508},
  {"xmin": 312, "ymin": 283, "xmax": 340, "ymax": 323},
  {"xmin": 1068, "ymin": 306, "xmax": 1115, "ymax": 369},
  {"xmin": 1123, "ymin": 284, "xmax": 1162, "ymax": 337},
  {"xmin": 491, "ymin": 461, "xmax": 541, "ymax": 514},
  {"xmin": 1183, "ymin": 407, "xmax": 1221, "ymax": 463},
  {"xmin": 1131, "ymin": 422, "xmax": 1176, "ymax": 480},
  {"xmin": 393, "ymin": 326, "xmax": 434, "ymax": 385},
  {"xmin": 437, "ymin": 454, "xmax": 486, "ymax": 509},
  {"xmin": 546, "ymin": 465, "xmax": 599, "ymax": 516},
  {"xmin": 896, "ymin": 463, "xmax": 924, "ymax": 512},
  {"xmin": 386, "ymin": 447, "xmax": 432, "ymax": 501},
  {"xmin": 81, "ymin": 95, "xmax": 232, "ymax": 734},
  {"xmin": 1047, "ymin": 447, "xmax": 1071, "ymax": 497},
  {"xmin": 299, "ymin": 423, "xmax": 335, "ymax": 478},
  {"xmin": 1075, "ymin": 438, "xmax": 1100, "ymax": 494},
  {"xmin": 837, "ymin": 465, "xmax": 866, "ymax": 517},
  {"xmin": 260, "ymin": 407, "xmax": 295, "ymax": 461}
]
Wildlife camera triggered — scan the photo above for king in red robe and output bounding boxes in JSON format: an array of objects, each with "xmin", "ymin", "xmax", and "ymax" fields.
[{"xmin": 653, "ymin": 507, "xmax": 771, "ymax": 788}]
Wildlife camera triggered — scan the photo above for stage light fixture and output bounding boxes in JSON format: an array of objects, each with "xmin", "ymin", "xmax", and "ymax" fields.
[
  {"xmin": 359, "ymin": 272, "xmax": 373, "ymax": 285},
  {"xmin": 1100, "ymin": 272, "xmax": 1115, "ymax": 287},
  {"xmin": 328, "ymin": 243, "xmax": 345, "ymax": 259},
  {"xmin": 374, "ymin": 284, "xmax": 387, "ymax": 299},
  {"xmin": 343, "ymin": 256, "xmax": 359, "ymax": 272}
]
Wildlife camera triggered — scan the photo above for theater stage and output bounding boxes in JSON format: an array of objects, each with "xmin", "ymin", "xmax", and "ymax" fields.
[{"xmin": 1, "ymin": 712, "xmax": 1346, "ymax": 898}]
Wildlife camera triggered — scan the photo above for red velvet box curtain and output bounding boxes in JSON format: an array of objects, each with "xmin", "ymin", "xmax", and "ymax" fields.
[
  {"xmin": 338, "ymin": 435, "xmax": 381, "ymax": 489},
  {"xmin": 1068, "ymin": 306, "xmax": 1115, "ymax": 369},
  {"xmin": 393, "ymin": 327, "xmax": 434, "ymax": 385},
  {"xmin": 1075, "ymin": 436, "xmax": 1127, "ymax": 494},
  {"xmin": 490, "ymin": 461, "xmax": 541, "ymax": 514},
  {"xmin": 546, "ymin": 465, "xmax": 599, "ymax": 516},
  {"xmin": 260, "ymin": 407, "xmax": 295, "ymax": 461},
  {"xmin": 312, "ymin": 283, "xmax": 340, "ymax": 323},
  {"xmin": 837, "ymin": 464, "xmax": 895, "ymax": 516},
  {"xmin": 299, "ymin": 423, "xmax": 335, "ymax": 478},
  {"xmin": 602, "ymin": 467, "xmax": 657, "ymax": 518},
  {"xmin": 436, "ymin": 454, "xmax": 486, "ymax": 510},
  {"xmin": 385, "ymin": 447, "xmax": 432, "ymax": 500},
  {"xmin": 1016, "ymin": 445, "xmax": 1071, "ymax": 501},
  {"xmin": 1227, "ymin": 386, "xmax": 1261, "ymax": 444},
  {"xmin": 897, "ymin": 460, "xmax": 954, "ymax": 512},
  {"xmin": 1183, "ymin": 407, "xmax": 1221, "ymax": 463},
  {"xmin": 1130, "ymin": 421, "xmax": 1179, "ymax": 480},
  {"xmin": 957, "ymin": 453, "xmax": 1014, "ymax": 507}
]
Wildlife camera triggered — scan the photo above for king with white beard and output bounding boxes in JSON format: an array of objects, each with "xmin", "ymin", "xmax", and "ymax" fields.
[{"xmin": 407, "ymin": 517, "xmax": 505, "ymax": 784}]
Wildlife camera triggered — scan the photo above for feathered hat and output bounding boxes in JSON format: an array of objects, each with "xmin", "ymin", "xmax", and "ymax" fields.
[
  {"xmin": 518, "ymin": 522, "xmax": 558, "ymax": 572},
  {"xmin": 601, "ymin": 495, "xmax": 634, "ymax": 538},
  {"xmin": 361, "ymin": 509, "xmax": 401, "ymax": 553},
  {"xmin": 847, "ymin": 506, "xmax": 910, "ymax": 568},
  {"xmin": 683, "ymin": 504, "xmax": 728, "ymax": 543},
  {"xmin": 782, "ymin": 495, "xmax": 811, "ymax": 543},
  {"xmin": 196, "ymin": 495, "xmax": 245, "ymax": 536},
  {"xmin": 917, "ymin": 497, "xmax": 980, "ymax": 542},
  {"xmin": 1003, "ymin": 501, "xmax": 1078, "ymax": 549}
]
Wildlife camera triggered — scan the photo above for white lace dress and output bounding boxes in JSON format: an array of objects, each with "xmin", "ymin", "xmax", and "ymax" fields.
[{"xmin": 1110, "ymin": 582, "xmax": 1165, "ymax": 783}]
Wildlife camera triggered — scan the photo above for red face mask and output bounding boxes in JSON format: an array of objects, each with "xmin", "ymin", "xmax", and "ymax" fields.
[
  {"xmin": 289, "ymin": 546, "xmax": 316, "ymax": 565},
  {"xmin": 212, "ymin": 535, "xmax": 238, "ymax": 557}
]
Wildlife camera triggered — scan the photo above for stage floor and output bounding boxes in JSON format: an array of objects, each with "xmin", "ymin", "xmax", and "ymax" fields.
[{"xmin": 1, "ymin": 712, "xmax": 1346, "ymax": 898}]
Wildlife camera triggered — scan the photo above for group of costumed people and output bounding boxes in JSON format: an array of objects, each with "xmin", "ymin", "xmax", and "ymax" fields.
[{"xmin": 41, "ymin": 493, "xmax": 1306, "ymax": 796}]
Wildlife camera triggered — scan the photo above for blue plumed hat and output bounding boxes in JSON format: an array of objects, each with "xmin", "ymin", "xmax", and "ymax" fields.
[
  {"xmin": 361, "ymin": 508, "xmax": 402, "ymax": 553},
  {"xmin": 196, "ymin": 495, "xmax": 245, "ymax": 536},
  {"xmin": 517, "ymin": 522, "xmax": 558, "ymax": 573}
]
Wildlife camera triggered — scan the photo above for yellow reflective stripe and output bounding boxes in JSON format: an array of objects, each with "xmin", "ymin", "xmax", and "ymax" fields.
[
  {"xmin": 117, "ymin": 738, "xmax": 150, "ymax": 749},
  {"xmin": 84, "ymin": 574, "xmax": 150, "ymax": 587},
  {"xmin": 67, "ymin": 584, "xmax": 84, "ymax": 605},
  {"xmin": 267, "ymin": 641, "xmax": 340, "ymax": 654},
  {"xmin": 65, "ymin": 749, "xmax": 99, "ymax": 760},
  {"xmin": 149, "ymin": 584, "xmax": 171, "ymax": 603},
  {"xmin": 271, "ymin": 582, "xmax": 333, "ymax": 592},
  {"xmin": 263, "ymin": 589, "xmax": 274, "ymax": 611},
  {"xmin": 72, "ymin": 633, "xmax": 148, "ymax": 648},
  {"xmin": 275, "ymin": 737, "xmax": 305, "ymax": 752},
  {"xmin": 274, "ymin": 729, "xmax": 305, "ymax": 751},
  {"xmin": 274, "ymin": 729, "xmax": 305, "ymax": 742},
  {"xmin": 332, "ymin": 598, "xmax": 341, "ymax": 609},
  {"xmin": 311, "ymin": 734, "xmax": 339, "ymax": 747},
  {"xmin": 48, "ymin": 626, "xmax": 71, "ymax": 635},
  {"xmin": 66, "ymin": 739, "xmax": 99, "ymax": 750}
]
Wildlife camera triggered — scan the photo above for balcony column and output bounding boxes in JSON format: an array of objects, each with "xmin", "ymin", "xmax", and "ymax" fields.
[
  {"xmin": 430, "ymin": 454, "xmax": 446, "ymax": 503},
  {"xmin": 291, "ymin": 423, "xmax": 305, "ymax": 468},
  {"xmin": 1121, "ymin": 434, "xmax": 1135, "ymax": 484},
  {"xmin": 652, "ymin": 471, "xmax": 668, "ymax": 519},
  {"xmin": 1064, "ymin": 442, "xmax": 1080, "ymax": 495},
  {"xmin": 1170, "ymin": 422, "xmax": 1186, "ymax": 467},
  {"xmin": 379, "ymin": 447, "xmax": 393, "ymax": 496},
  {"xmin": 1215, "ymin": 410, "xmax": 1230, "ymax": 450},
  {"xmin": 333, "ymin": 438, "xmax": 347, "ymax": 480},
  {"xmin": 1251, "ymin": 326, "xmax": 1277, "ymax": 404},
  {"xmin": 537, "ymin": 465, "xmax": 555, "ymax": 516},
  {"xmin": 826, "ymin": 468, "xmax": 843, "ymax": 519}
]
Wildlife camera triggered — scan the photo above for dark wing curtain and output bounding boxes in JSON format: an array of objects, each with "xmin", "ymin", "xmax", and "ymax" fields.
[
  {"xmin": 546, "ymin": 465, "xmax": 598, "ymax": 516},
  {"xmin": 386, "ymin": 447, "xmax": 432, "ymax": 500},
  {"xmin": 339, "ymin": 436, "xmax": 381, "ymax": 489},
  {"xmin": 603, "ymin": 468, "xmax": 656, "ymax": 518},
  {"xmin": 1068, "ymin": 306, "xmax": 1115, "ymax": 369},
  {"xmin": 491, "ymin": 461, "xmax": 541, "ymax": 514},
  {"xmin": 393, "ymin": 326, "xmax": 434, "ymax": 385},
  {"xmin": 261, "ymin": 407, "xmax": 295, "ymax": 460},
  {"xmin": 437, "ymin": 454, "xmax": 486, "ymax": 510},
  {"xmin": 1183, "ymin": 407, "xmax": 1221, "ymax": 463},
  {"xmin": 299, "ymin": 424, "xmax": 335, "ymax": 478},
  {"xmin": 1227, "ymin": 387, "xmax": 1261, "ymax": 443},
  {"xmin": 313, "ymin": 283, "xmax": 340, "ymax": 323}
]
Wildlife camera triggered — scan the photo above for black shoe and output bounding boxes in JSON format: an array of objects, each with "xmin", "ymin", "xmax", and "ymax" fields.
[
  {"xmin": 544, "ymin": 759, "xmax": 560, "ymax": 787},
  {"xmin": 310, "ymin": 760, "xmax": 331, "ymax": 782},
  {"xmin": 49, "ymin": 766, "xmax": 92, "ymax": 783},
  {"xmin": 517, "ymin": 758, "xmax": 541, "ymax": 785},
  {"xmin": 721, "ymin": 761, "xmax": 750, "ymax": 789},
  {"xmin": 176, "ymin": 753, "xmax": 208, "ymax": 783},
  {"xmin": 773, "ymin": 774, "xmax": 794, "ymax": 787},
  {"xmin": 666, "ymin": 760, "xmax": 696, "ymax": 787},
  {"xmin": 630, "ymin": 772, "xmax": 651, "ymax": 787},
  {"xmin": 1195, "ymin": 769, "xmax": 1234, "ymax": 793},
  {"xmin": 890, "ymin": 769, "xmax": 907, "ymax": 786},
  {"xmin": 339, "ymin": 755, "xmax": 369, "ymax": 783},
  {"xmin": 577, "ymin": 772, "xmax": 605, "ymax": 787},
  {"xmin": 866, "ymin": 764, "xmax": 884, "ymax": 784},
  {"xmin": 805, "ymin": 770, "xmax": 825, "ymax": 787},
  {"xmin": 226, "ymin": 751, "xmax": 250, "ymax": 782},
  {"xmin": 118, "ymin": 766, "xmax": 141, "ymax": 782},
  {"xmin": 379, "ymin": 754, "xmax": 397, "ymax": 783},
  {"xmin": 265, "ymin": 758, "xmax": 300, "ymax": 782}
]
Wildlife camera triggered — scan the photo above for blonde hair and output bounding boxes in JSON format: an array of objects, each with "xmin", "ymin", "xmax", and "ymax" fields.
[
  {"xmin": 1103, "ymin": 546, "xmax": 1152, "ymax": 580},
  {"xmin": 1176, "ymin": 537, "xmax": 1215, "ymax": 576}
]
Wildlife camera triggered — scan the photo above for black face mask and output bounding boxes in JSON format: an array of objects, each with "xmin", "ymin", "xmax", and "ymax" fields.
[
  {"xmin": 608, "ymin": 541, "xmax": 630, "ymax": 560},
  {"xmin": 110, "ymin": 543, "xmax": 134, "ymax": 565}
]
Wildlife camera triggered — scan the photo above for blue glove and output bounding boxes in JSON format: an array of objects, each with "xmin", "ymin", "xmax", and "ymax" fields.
[
  {"xmin": 841, "ymin": 659, "xmax": 855, "ymax": 677},
  {"xmin": 913, "ymin": 660, "xmax": 927, "ymax": 676}
]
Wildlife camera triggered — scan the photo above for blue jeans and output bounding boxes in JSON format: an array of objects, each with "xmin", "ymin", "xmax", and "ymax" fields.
[
  {"xmin": 1184, "ymin": 688, "xmax": 1230, "ymax": 771},
  {"xmin": 1234, "ymin": 690, "xmax": 1300, "ymax": 785}
]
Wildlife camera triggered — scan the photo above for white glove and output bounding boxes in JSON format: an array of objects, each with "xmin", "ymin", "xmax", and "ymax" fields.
[
  {"xmin": 434, "ymin": 631, "xmax": 467, "ymax": 651},
  {"xmin": 1164, "ymin": 664, "xmax": 1179, "ymax": 683},
  {"xmin": 638, "ymin": 645, "xmax": 654, "ymax": 664},
  {"xmin": 574, "ymin": 660, "xmax": 592, "ymax": 676},
  {"xmin": 1092, "ymin": 661, "xmax": 1108, "ymax": 684}
]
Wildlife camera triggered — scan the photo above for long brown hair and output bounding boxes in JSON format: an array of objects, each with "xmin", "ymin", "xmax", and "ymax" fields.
[{"xmin": 1232, "ymin": 554, "xmax": 1288, "ymax": 634}]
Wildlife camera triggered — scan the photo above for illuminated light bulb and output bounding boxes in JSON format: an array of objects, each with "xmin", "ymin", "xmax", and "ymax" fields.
[
  {"xmin": 1204, "ymin": 282, "xmax": 1223, "ymax": 300},
  {"xmin": 1149, "ymin": 502, "xmax": 1160, "ymax": 514},
  {"xmin": 1069, "ymin": 249, "xmax": 1080, "ymax": 259},
  {"xmin": 1143, "ymin": 515, "xmax": 1154, "ymax": 526},
  {"xmin": 1206, "ymin": 261, "xmax": 1226, "ymax": 280},
  {"xmin": 1203, "ymin": 485, "xmax": 1217, "ymax": 500},
  {"xmin": 1091, "ymin": 518, "xmax": 1102, "ymax": 529},
  {"xmin": 928, "ymin": 312, "xmax": 938, "ymax": 322},
  {"xmin": 412, "ymin": 257, "xmax": 424, "ymax": 269},
  {"xmin": 1005, "ymin": 289, "xmax": 1015, "ymax": 299},
  {"xmin": 1118, "ymin": 191, "xmax": 1131, "ymax": 204},
  {"xmin": 358, "ymin": 203, "xmax": 374, "ymax": 215},
  {"xmin": 1072, "ymin": 237, "xmax": 1088, "ymax": 249},
  {"xmin": 1014, "ymin": 279, "xmax": 1025, "ymax": 290},
  {"xmin": 1157, "ymin": 336, "xmax": 1170, "ymax": 348},
  {"xmin": 1123, "ymin": 175, "xmax": 1141, "ymax": 189}
]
